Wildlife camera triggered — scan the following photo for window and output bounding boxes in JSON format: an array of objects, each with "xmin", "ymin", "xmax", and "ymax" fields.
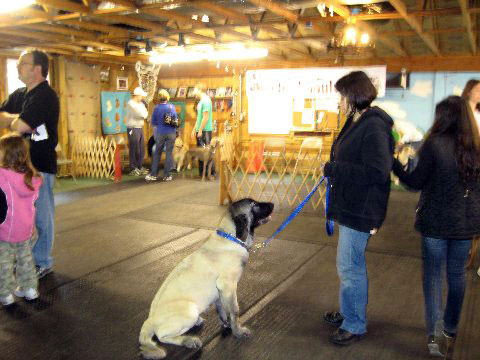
[
  {"xmin": 5, "ymin": 58, "xmax": 50, "ymax": 94},
  {"xmin": 6, "ymin": 58, "xmax": 24, "ymax": 93}
]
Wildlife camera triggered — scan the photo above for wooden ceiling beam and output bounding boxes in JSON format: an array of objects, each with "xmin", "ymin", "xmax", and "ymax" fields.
[
  {"xmin": 60, "ymin": 19, "xmax": 130, "ymax": 36},
  {"xmin": 457, "ymin": 0, "xmax": 476, "ymax": 54},
  {"xmin": 189, "ymin": 0, "xmax": 249, "ymax": 23},
  {"xmin": 34, "ymin": 0, "xmax": 89, "ymax": 13},
  {"xmin": 388, "ymin": 0, "xmax": 440, "ymax": 55},
  {"xmin": 147, "ymin": 8, "xmax": 206, "ymax": 28},
  {"xmin": 93, "ymin": 13, "xmax": 165, "ymax": 33},
  {"xmin": 247, "ymin": 0, "xmax": 298, "ymax": 23},
  {"xmin": 23, "ymin": 23, "xmax": 98, "ymax": 40}
]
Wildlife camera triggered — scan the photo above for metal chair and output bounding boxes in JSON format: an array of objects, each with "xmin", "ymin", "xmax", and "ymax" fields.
[{"xmin": 292, "ymin": 137, "xmax": 323, "ymax": 175}]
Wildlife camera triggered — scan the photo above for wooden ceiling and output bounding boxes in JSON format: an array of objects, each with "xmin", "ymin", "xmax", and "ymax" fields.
[{"xmin": 0, "ymin": 0, "xmax": 479, "ymax": 72}]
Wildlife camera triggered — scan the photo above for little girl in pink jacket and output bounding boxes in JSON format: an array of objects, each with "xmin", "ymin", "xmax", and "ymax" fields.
[{"xmin": 0, "ymin": 133, "xmax": 42, "ymax": 306}]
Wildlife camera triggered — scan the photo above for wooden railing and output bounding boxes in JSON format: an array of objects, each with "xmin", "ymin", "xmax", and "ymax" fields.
[
  {"xmin": 219, "ymin": 133, "xmax": 327, "ymax": 214},
  {"xmin": 71, "ymin": 135, "xmax": 117, "ymax": 179}
]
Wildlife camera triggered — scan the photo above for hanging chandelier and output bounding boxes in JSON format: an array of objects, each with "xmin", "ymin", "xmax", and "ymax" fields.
[{"xmin": 327, "ymin": 23, "xmax": 375, "ymax": 56}]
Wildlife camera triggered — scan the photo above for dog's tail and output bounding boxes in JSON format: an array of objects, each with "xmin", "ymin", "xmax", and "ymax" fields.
[{"xmin": 139, "ymin": 319, "xmax": 167, "ymax": 359}]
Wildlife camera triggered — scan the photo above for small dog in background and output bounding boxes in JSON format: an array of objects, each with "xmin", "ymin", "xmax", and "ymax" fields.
[{"xmin": 139, "ymin": 198, "xmax": 274, "ymax": 359}]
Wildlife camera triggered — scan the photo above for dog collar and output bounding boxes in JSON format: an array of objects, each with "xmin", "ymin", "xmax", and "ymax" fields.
[{"xmin": 216, "ymin": 230, "xmax": 249, "ymax": 251}]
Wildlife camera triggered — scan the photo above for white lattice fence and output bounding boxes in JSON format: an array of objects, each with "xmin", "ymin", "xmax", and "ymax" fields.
[
  {"xmin": 219, "ymin": 137, "xmax": 327, "ymax": 213},
  {"xmin": 72, "ymin": 135, "xmax": 117, "ymax": 179}
]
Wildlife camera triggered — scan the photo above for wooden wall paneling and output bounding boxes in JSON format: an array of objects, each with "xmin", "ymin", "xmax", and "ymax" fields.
[
  {"xmin": 53, "ymin": 56, "xmax": 69, "ymax": 160},
  {"xmin": 0, "ymin": 57, "xmax": 6, "ymax": 103}
]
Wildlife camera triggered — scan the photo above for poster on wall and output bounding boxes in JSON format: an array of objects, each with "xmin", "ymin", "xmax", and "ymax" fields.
[
  {"xmin": 101, "ymin": 92, "xmax": 131, "ymax": 134},
  {"xmin": 246, "ymin": 66, "xmax": 386, "ymax": 134},
  {"xmin": 171, "ymin": 101, "xmax": 186, "ymax": 129}
]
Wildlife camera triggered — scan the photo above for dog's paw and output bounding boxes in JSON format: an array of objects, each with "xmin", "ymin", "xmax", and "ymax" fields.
[
  {"xmin": 233, "ymin": 326, "xmax": 251, "ymax": 339},
  {"xmin": 183, "ymin": 336, "xmax": 202, "ymax": 349}
]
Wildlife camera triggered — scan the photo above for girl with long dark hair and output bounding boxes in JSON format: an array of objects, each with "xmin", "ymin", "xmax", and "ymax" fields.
[{"xmin": 393, "ymin": 96, "xmax": 480, "ymax": 358}]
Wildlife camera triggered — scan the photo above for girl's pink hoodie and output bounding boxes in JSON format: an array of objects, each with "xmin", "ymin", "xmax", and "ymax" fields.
[{"xmin": 0, "ymin": 168, "xmax": 42, "ymax": 243}]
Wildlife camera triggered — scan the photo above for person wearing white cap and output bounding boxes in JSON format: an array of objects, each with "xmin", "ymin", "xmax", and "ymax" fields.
[{"xmin": 125, "ymin": 87, "xmax": 149, "ymax": 175}]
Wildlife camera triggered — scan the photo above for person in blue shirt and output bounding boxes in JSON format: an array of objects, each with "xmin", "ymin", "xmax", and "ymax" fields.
[{"xmin": 146, "ymin": 89, "xmax": 177, "ymax": 181}]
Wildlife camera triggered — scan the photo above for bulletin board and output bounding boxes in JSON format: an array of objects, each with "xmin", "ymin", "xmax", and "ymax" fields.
[
  {"xmin": 101, "ymin": 91, "xmax": 131, "ymax": 135},
  {"xmin": 246, "ymin": 66, "xmax": 386, "ymax": 134}
]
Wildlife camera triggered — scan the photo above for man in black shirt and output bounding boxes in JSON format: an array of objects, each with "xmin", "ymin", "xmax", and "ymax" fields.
[{"xmin": 0, "ymin": 50, "xmax": 59, "ymax": 279}]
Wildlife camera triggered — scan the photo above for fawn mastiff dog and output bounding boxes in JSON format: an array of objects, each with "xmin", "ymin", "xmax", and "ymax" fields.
[{"xmin": 139, "ymin": 198, "xmax": 274, "ymax": 359}]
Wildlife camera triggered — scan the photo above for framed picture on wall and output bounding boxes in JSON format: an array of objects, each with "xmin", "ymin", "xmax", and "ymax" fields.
[
  {"xmin": 177, "ymin": 87, "xmax": 187, "ymax": 98},
  {"xmin": 116, "ymin": 77, "xmax": 128, "ymax": 91},
  {"xmin": 186, "ymin": 86, "xmax": 196, "ymax": 98},
  {"xmin": 167, "ymin": 88, "xmax": 177, "ymax": 99}
]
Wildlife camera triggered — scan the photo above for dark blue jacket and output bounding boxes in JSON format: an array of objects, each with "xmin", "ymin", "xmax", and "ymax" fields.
[
  {"xmin": 325, "ymin": 106, "xmax": 395, "ymax": 233},
  {"xmin": 152, "ymin": 103, "xmax": 176, "ymax": 135}
]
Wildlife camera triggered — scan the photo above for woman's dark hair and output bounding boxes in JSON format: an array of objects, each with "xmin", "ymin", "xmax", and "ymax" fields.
[
  {"xmin": 461, "ymin": 79, "xmax": 480, "ymax": 112},
  {"xmin": 423, "ymin": 95, "xmax": 480, "ymax": 183},
  {"xmin": 335, "ymin": 71, "xmax": 377, "ymax": 115},
  {"xmin": 0, "ymin": 133, "xmax": 40, "ymax": 190}
]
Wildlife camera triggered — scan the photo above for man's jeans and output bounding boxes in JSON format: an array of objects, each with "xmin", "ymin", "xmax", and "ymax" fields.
[
  {"xmin": 422, "ymin": 236, "xmax": 472, "ymax": 336},
  {"xmin": 32, "ymin": 172, "xmax": 55, "ymax": 269},
  {"xmin": 337, "ymin": 224, "xmax": 371, "ymax": 335},
  {"xmin": 150, "ymin": 132, "xmax": 175, "ymax": 178}
]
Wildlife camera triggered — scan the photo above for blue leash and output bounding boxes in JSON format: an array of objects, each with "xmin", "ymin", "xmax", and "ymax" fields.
[{"xmin": 251, "ymin": 175, "xmax": 334, "ymax": 252}]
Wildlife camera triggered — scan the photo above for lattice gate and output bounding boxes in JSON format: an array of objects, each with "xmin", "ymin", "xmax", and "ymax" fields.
[
  {"xmin": 71, "ymin": 135, "xmax": 117, "ymax": 179},
  {"xmin": 219, "ymin": 133, "xmax": 327, "ymax": 214}
]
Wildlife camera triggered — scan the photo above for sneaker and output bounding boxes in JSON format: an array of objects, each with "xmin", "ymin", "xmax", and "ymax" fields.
[
  {"xmin": 162, "ymin": 175, "xmax": 173, "ymax": 181},
  {"xmin": 14, "ymin": 287, "xmax": 39, "ymax": 300},
  {"xmin": 0, "ymin": 293, "xmax": 15, "ymax": 306},
  {"xmin": 427, "ymin": 335, "xmax": 443, "ymax": 357},
  {"xmin": 145, "ymin": 175, "xmax": 157, "ymax": 181},
  {"xmin": 140, "ymin": 167, "xmax": 149, "ymax": 175},
  {"xmin": 36, "ymin": 266, "xmax": 53, "ymax": 279},
  {"xmin": 324, "ymin": 311, "xmax": 344, "ymax": 327},
  {"xmin": 129, "ymin": 168, "xmax": 141, "ymax": 176}
]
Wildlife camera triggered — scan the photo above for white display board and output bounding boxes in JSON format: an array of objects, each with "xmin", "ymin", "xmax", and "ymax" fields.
[{"xmin": 246, "ymin": 66, "xmax": 386, "ymax": 134}]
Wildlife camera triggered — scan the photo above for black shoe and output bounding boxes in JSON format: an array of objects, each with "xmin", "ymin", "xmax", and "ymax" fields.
[
  {"xmin": 330, "ymin": 328, "xmax": 366, "ymax": 346},
  {"xmin": 324, "ymin": 311, "xmax": 344, "ymax": 327}
]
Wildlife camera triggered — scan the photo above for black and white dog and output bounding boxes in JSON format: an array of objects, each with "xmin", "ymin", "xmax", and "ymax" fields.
[{"xmin": 139, "ymin": 198, "xmax": 274, "ymax": 359}]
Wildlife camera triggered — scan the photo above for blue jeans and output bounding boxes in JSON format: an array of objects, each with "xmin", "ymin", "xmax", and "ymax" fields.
[
  {"xmin": 422, "ymin": 237, "xmax": 472, "ymax": 336},
  {"xmin": 336, "ymin": 224, "xmax": 371, "ymax": 335},
  {"xmin": 127, "ymin": 128, "xmax": 145, "ymax": 170},
  {"xmin": 32, "ymin": 172, "xmax": 55, "ymax": 269},
  {"xmin": 150, "ymin": 132, "xmax": 175, "ymax": 178}
]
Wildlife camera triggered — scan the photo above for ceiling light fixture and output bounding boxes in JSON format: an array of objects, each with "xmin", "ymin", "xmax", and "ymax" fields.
[
  {"xmin": 327, "ymin": 23, "xmax": 374, "ymax": 57},
  {"xmin": 0, "ymin": 0, "xmax": 34, "ymax": 13}
]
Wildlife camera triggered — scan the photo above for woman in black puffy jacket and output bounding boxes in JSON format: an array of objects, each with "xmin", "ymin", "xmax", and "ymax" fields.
[{"xmin": 393, "ymin": 95, "xmax": 480, "ymax": 358}]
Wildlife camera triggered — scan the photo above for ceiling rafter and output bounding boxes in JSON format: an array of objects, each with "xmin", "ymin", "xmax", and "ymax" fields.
[
  {"xmin": 387, "ymin": 0, "xmax": 440, "ymax": 55},
  {"xmin": 34, "ymin": 0, "xmax": 89, "ymax": 13},
  {"xmin": 457, "ymin": 0, "xmax": 476, "ymax": 53}
]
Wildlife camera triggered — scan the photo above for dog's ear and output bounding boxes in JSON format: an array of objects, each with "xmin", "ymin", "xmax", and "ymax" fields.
[{"xmin": 233, "ymin": 214, "xmax": 249, "ymax": 241}]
